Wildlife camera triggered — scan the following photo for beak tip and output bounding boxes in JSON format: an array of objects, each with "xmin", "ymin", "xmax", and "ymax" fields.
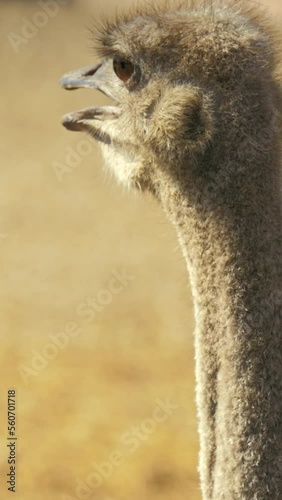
[
  {"xmin": 61, "ymin": 112, "xmax": 72, "ymax": 129},
  {"xmin": 61, "ymin": 112, "xmax": 84, "ymax": 132},
  {"xmin": 60, "ymin": 76, "xmax": 76, "ymax": 90}
]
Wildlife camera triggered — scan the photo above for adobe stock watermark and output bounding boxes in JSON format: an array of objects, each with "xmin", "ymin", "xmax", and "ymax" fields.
[
  {"xmin": 62, "ymin": 398, "xmax": 180, "ymax": 500},
  {"xmin": 18, "ymin": 268, "xmax": 135, "ymax": 385},
  {"xmin": 52, "ymin": 137, "xmax": 96, "ymax": 183},
  {"xmin": 8, "ymin": 0, "xmax": 70, "ymax": 54}
]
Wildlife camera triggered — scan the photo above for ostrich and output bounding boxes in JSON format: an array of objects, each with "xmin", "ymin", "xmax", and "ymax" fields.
[{"xmin": 60, "ymin": 1, "xmax": 282, "ymax": 498}]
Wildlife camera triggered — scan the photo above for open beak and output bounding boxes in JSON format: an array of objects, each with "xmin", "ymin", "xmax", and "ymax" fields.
[{"xmin": 60, "ymin": 62, "xmax": 121, "ymax": 132}]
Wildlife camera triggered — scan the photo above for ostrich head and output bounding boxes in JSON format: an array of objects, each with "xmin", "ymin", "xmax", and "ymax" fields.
[{"xmin": 61, "ymin": 1, "xmax": 279, "ymax": 195}]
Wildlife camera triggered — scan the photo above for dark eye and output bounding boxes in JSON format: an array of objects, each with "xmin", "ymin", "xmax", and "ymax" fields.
[{"xmin": 113, "ymin": 58, "xmax": 135, "ymax": 82}]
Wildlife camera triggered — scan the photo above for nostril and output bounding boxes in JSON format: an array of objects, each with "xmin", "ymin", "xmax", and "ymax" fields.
[{"xmin": 83, "ymin": 64, "xmax": 101, "ymax": 77}]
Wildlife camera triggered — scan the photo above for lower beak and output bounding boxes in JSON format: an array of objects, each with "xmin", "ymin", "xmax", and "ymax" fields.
[{"xmin": 61, "ymin": 105, "xmax": 121, "ymax": 131}]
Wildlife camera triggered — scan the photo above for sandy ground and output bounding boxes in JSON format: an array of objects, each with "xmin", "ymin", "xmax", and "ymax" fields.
[{"xmin": 1, "ymin": 1, "xmax": 282, "ymax": 499}]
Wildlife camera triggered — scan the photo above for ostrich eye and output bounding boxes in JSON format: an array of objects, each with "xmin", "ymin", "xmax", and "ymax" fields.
[{"xmin": 113, "ymin": 58, "xmax": 134, "ymax": 82}]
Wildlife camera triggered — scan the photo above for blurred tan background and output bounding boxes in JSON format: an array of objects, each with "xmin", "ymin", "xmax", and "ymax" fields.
[{"xmin": 1, "ymin": 1, "xmax": 281, "ymax": 499}]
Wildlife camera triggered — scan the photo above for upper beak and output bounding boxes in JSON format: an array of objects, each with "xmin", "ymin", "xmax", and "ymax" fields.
[{"xmin": 60, "ymin": 62, "xmax": 116, "ymax": 101}]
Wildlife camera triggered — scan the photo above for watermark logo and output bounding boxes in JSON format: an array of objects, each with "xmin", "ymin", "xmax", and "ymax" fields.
[
  {"xmin": 52, "ymin": 138, "xmax": 96, "ymax": 183},
  {"xmin": 8, "ymin": 0, "xmax": 71, "ymax": 54},
  {"xmin": 18, "ymin": 268, "xmax": 135, "ymax": 385},
  {"xmin": 62, "ymin": 398, "xmax": 179, "ymax": 500}
]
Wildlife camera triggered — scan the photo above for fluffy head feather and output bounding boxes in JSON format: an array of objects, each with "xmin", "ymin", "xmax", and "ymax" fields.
[{"xmin": 63, "ymin": 1, "xmax": 282, "ymax": 192}]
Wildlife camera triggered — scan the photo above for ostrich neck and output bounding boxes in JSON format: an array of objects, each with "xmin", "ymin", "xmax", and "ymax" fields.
[{"xmin": 159, "ymin": 172, "xmax": 282, "ymax": 499}]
